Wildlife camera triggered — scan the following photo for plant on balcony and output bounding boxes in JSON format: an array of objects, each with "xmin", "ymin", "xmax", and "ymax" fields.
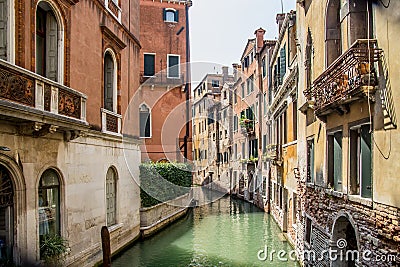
[
  {"xmin": 239, "ymin": 115, "xmax": 254, "ymax": 133},
  {"xmin": 249, "ymin": 155, "xmax": 258, "ymax": 163}
]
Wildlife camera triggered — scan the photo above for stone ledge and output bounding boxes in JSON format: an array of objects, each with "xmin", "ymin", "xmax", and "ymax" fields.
[{"xmin": 348, "ymin": 195, "xmax": 373, "ymax": 207}]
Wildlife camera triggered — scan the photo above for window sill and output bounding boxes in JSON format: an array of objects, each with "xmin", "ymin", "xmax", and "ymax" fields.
[
  {"xmin": 108, "ymin": 222, "xmax": 123, "ymax": 233},
  {"xmin": 164, "ymin": 20, "xmax": 178, "ymax": 24},
  {"xmin": 348, "ymin": 195, "xmax": 372, "ymax": 207},
  {"xmin": 140, "ymin": 136, "xmax": 152, "ymax": 139},
  {"xmin": 324, "ymin": 188, "xmax": 344, "ymax": 198}
]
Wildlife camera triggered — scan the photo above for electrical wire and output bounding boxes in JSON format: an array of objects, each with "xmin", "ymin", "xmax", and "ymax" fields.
[{"xmin": 379, "ymin": 0, "xmax": 390, "ymax": 8}]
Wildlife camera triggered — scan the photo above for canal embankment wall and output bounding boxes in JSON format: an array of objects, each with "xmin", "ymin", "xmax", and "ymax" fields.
[{"xmin": 139, "ymin": 193, "xmax": 193, "ymax": 238}]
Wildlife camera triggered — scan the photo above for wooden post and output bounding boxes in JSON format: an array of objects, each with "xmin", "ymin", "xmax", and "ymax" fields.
[{"xmin": 101, "ymin": 226, "xmax": 111, "ymax": 266}]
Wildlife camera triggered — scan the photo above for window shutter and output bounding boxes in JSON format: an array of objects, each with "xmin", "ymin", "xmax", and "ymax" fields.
[
  {"xmin": 104, "ymin": 54, "xmax": 114, "ymax": 111},
  {"xmin": 46, "ymin": 12, "xmax": 58, "ymax": 82},
  {"xmin": 279, "ymin": 45, "xmax": 286, "ymax": 83},
  {"xmin": 163, "ymin": 8, "xmax": 167, "ymax": 21},
  {"xmin": 0, "ymin": 0, "xmax": 7, "ymax": 60},
  {"xmin": 175, "ymin": 10, "xmax": 179, "ymax": 22}
]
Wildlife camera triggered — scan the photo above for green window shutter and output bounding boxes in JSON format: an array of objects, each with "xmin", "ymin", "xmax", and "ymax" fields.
[
  {"xmin": 175, "ymin": 10, "xmax": 179, "ymax": 22},
  {"xmin": 46, "ymin": 12, "xmax": 58, "ymax": 82},
  {"xmin": 360, "ymin": 125, "xmax": 372, "ymax": 198},
  {"xmin": 279, "ymin": 44, "xmax": 286, "ymax": 83},
  {"xmin": 163, "ymin": 8, "xmax": 167, "ymax": 21},
  {"xmin": 333, "ymin": 132, "xmax": 343, "ymax": 192}
]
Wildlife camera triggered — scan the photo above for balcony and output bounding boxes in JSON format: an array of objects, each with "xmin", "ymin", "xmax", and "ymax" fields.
[
  {"xmin": 305, "ymin": 39, "xmax": 382, "ymax": 117},
  {"xmin": 239, "ymin": 119, "xmax": 254, "ymax": 136},
  {"xmin": 140, "ymin": 71, "xmax": 185, "ymax": 88},
  {"xmin": 265, "ymin": 144, "xmax": 282, "ymax": 165},
  {"xmin": 101, "ymin": 108, "xmax": 122, "ymax": 135},
  {"xmin": 0, "ymin": 59, "xmax": 88, "ymax": 138}
]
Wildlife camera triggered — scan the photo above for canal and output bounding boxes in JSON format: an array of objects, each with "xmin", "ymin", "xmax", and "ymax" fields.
[{"xmin": 113, "ymin": 192, "xmax": 299, "ymax": 266}]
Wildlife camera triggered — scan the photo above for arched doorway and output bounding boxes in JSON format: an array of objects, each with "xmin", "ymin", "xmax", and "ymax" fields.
[
  {"xmin": 331, "ymin": 215, "xmax": 359, "ymax": 267},
  {"xmin": 0, "ymin": 165, "xmax": 14, "ymax": 262}
]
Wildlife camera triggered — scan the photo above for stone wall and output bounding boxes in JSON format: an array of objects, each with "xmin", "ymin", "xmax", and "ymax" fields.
[
  {"xmin": 140, "ymin": 193, "xmax": 192, "ymax": 238},
  {"xmin": 301, "ymin": 183, "xmax": 400, "ymax": 267}
]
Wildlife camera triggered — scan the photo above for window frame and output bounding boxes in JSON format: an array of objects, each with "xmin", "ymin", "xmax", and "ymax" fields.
[
  {"xmin": 0, "ymin": 0, "xmax": 15, "ymax": 63},
  {"xmin": 163, "ymin": 8, "xmax": 178, "ymax": 23},
  {"xmin": 103, "ymin": 49, "xmax": 118, "ymax": 113},
  {"xmin": 143, "ymin": 53, "xmax": 156, "ymax": 77},
  {"xmin": 327, "ymin": 127, "xmax": 343, "ymax": 192},
  {"xmin": 167, "ymin": 54, "xmax": 180, "ymax": 79},
  {"xmin": 139, "ymin": 103, "xmax": 152, "ymax": 138},
  {"xmin": 105, "ymin": 167, "xmax": 117, "ymax": 227}
]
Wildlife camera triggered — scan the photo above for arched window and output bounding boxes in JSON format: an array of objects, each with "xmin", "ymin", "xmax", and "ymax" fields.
[
  {"xmin": 106, "ymin": 168, "xmax": 117, "ymax": 226},
  {"xmin": 325, "ymin": 0, "xmax": 341, "ymax": 67},
  {"xmin": 0, "ymin": 0, "xmax": 14, "ymax": 61},
  {"xmin": 139, "ymin": 104, "xmax": 151, "ymax": 138},
  {"xmin": 38, "ymin": 169, "xmax": 61, "ymax": 249},
  {"xmin": 0, "ymin": 165, "xmax": 14, "ymax": 260},
  {"xmin": 163, "ymin": 8, "xmax": 178, "ymax": 23},
  {"xmin": 36, "ymin": 2, "xmax": 62, "ymax": 82},
  {"xmin": 104, "ymin": 51, "xmax": 117, "ymax": 112}
]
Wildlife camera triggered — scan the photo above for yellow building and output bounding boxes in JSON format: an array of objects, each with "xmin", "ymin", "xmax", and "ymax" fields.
[
  {"xmin": 296, "ymin": 0, "xmax": 400, "ymax": 265},
  {"xmin": 266, "ymin": 11, "xmax": 299, "ymax": 247}
]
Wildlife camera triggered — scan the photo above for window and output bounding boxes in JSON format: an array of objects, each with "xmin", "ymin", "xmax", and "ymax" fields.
[
  {"xmin": 0, "ymin": 0, "xmax": 13, "ymax": 61},
  {"xmin": 233, "ymin": 115, "xmax": 238, "ymax": 132},
  {"xmin": 241, "ymin": 142, "xmax": 245, "ymax": 158},
  {"xmin": 233, "ymin": 144, "xmax": 237, "ymax": 160},
  {"xmin": 292, "ymin": 101, "xmax": 297, "ymax": 141},
  {"xmin": 139, "ymin": 104, "xmax": 151, "ymax": 138},
  {"xmin": 350, "ymin": 124, "xmax": 372, "ymax": 198},
  {"xmin": 262, "ymin": 57, "xmax": 266, "ymax": 78},
  {"xmin": 39, "ymin": 169, "xmax": 61, "ymax": 257},
  {"xmin": 163, "ymin": 8, "xmax": 179, "ymax": 23},
  {"xmin": 279, "ymin": 44, "xmax": 286, "ymax": 82},
  {"xmin": 36, "ymin": 2, "xmax": 62, "ymax": 82},
  {"xmin": 167, "ymin": 54, "xmax": 180, "ymax": 78},
  {"xmin": 104, "ymin": 51, "xmax": 117, "ymax": 112},
  {"xmin": 328, "ymin": 131, "xmax": 343, "ymax": 192},
  {"xmin": 262, "ymin": 134, "xmax": 267, "ymax": 154},
  {"xmin": 144, "ymin": 53, "xmax": 155, "ymax": 76},
  {"xmin": 234, "ymin": 90, "xmax": 237, "ymax": 104},
  {"xmin": 211, "ymin": 80, "xmax": 219, "ymax": 88},
  {"xmin": 305, "ymin": 217, "xmax": 312, "ymax": 244},
  {"xmin": 307, "ymin": 138, "xmax": 315, "ymax": 183},
  {"xmin": 246, "ymin": 75, "xmax": 254, "ymax": 95},
  {"xmin": 106, "ymin": 167, "xmax": 117, "ymax": 226},
  {"xmin": 305, "ymin": 29, "xmax": 313, "ymax": 90},
  {"xmin": 241, "ymin": 83, "xmax": 245, "ymax": 98}
]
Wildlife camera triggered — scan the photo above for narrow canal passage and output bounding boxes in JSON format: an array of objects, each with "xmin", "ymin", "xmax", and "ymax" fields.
[{"xmin": 113, "ymin": 193, "xmax": 299, "ymax": 266}]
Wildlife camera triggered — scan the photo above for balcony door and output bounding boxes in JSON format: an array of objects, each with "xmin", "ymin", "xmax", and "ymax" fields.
[{"xmin": 36, "ymin": 3, "xmax": 59, "ymax": 82}]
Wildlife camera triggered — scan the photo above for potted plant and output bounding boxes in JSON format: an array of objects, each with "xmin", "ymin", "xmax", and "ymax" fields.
[{"xmin": 40, "ymin": 234, "xmax": 69, "ymax": 266}]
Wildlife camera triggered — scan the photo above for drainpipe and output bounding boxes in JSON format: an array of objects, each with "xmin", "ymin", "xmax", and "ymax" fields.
[
  {"xmin": 184, "ymin": 0, "xmax": 192, "ymax": 162},
  {"xmin": 256, "ymin": 52, "xmax": 263, "ymax": 208}
]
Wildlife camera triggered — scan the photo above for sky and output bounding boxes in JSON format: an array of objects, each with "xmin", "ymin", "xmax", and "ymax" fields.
[{"xmin": 189, "ymin": 0, "xmax": 296, "ymax": 83}]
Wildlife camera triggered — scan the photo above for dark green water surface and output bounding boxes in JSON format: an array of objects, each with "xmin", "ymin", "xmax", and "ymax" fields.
[{"xmin": 113, "ymin": 191, "xmax": 299, "ymax": 267}]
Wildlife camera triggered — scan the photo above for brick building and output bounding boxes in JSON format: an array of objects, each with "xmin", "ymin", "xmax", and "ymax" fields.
[
  {"xmin": 296, "ymin": 0, "xmax": 400, "ymax": 266},
  {"xmin": 138, "ymin": 0, "xmax": 192, "ymax": 163},
  {"xmin": 0, "ymin": 0, "xmax": 142, "ymax": 265}
]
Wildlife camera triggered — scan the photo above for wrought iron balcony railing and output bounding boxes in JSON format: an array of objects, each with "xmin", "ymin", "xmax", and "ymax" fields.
[
  {"xmin": 0, "ymin": 59, "xmax": 87, "ymax": 127},
  {"xmin": 305, "ymin": 39, "xmax": 382, "ymax": 116}
]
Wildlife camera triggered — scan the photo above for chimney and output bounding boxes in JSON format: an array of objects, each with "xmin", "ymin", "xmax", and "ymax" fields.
[
  {"xmin": 276, "ymin": 13, "xmax": 286, "ymax": 33},
  {"xmin": 254, "ymin": 28, "xmax": 266, "ymax": 53},
  {"xmin": 222, "ymin": 66, "xmax": 229, "ymax": 83},
  {"xmin": 232, "ymin": 63, "xmax": 239, "ymax": 82}
]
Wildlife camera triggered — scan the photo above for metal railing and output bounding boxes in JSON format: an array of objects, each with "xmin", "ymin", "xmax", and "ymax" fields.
[{"xmin": 305, "ymin": 39, "xmax": 382, "ymax": 115}]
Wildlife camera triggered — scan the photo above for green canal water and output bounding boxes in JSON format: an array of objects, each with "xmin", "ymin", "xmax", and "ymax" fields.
[{"xmin": 113, "ymin": 192, "xmax": 299, "ymax": 267}]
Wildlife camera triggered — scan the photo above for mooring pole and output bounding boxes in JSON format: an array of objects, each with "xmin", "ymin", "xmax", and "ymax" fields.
[{"xmin": 101, "ymin": 226, "xmax": 111, "ymax": 267}]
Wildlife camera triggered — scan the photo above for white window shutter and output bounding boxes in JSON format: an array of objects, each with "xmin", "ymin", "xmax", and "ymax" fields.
[
  {"xmin": 0, "ymin": 0, "xmax": 7, "ymax": 60},
  {"xmin": 46, "ymin": 12, "xmax": 58, "ymax": 82}
]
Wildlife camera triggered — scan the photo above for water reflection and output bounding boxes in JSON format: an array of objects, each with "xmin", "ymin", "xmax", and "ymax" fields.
[{"xmin": 113, "ymin": 189, "xmax": 299, "ymax": 267}]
